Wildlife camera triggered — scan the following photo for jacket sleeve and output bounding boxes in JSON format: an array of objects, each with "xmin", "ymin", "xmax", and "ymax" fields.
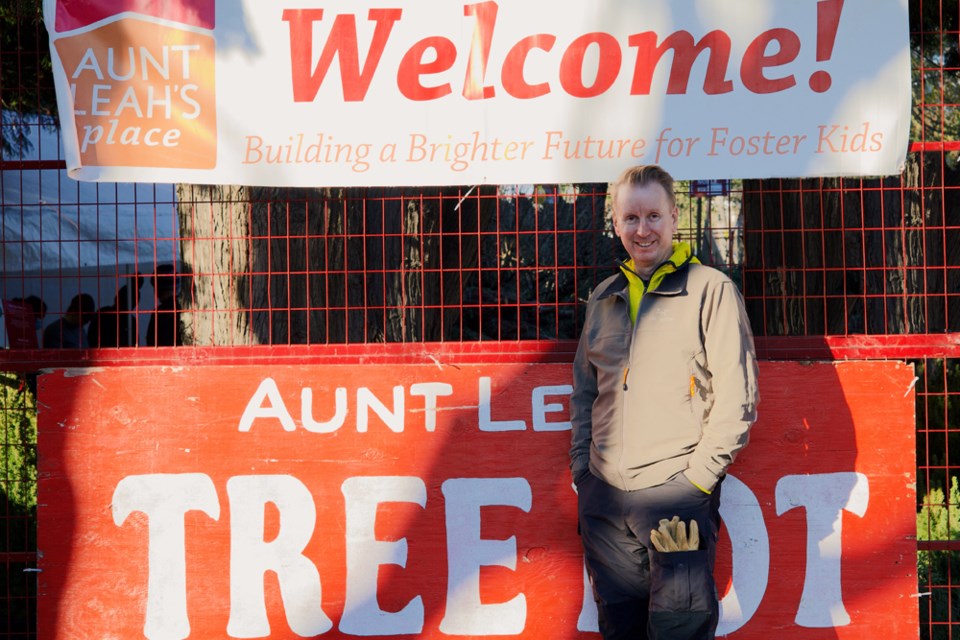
[
  {"xmin": 569, "ymin": 300, "xmax": 598, "ymax": 483},
  {"xmin": 685, "ymin": 280, "xmax": 760, "ymax": 492}
]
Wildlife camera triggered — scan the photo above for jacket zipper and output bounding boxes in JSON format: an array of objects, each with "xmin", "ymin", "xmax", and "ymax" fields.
[
  {"xmin": 618, "ymin": 294, "xmax": 638, "ymax": 486},
  {"xmin": 623, "ymin": 278, "xmax": 647, "ymax": 392}
]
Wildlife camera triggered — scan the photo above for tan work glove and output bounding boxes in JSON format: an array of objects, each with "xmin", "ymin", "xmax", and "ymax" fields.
[{"xmin": 649, "ymin": 516, "xmax": 700, "ymax": 552}]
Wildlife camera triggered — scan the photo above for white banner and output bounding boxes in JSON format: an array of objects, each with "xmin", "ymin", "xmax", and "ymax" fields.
[{"xmin": 44, "ymin": 0, "xmax": 911, "ymax": 186}]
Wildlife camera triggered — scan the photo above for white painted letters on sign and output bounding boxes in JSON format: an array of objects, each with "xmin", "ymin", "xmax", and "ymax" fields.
[
  {"xmin": 111, "ymin": 470, "xmax": 872, "ymax": 638},
  {"xmin": 226, "ymin": 475, "xmax": 331, "ymax": 638},
  {"xmin": 776, "ymin": 472, "xmax": 870, "ymax": 628},
  {"xmin": 340, "ymin": 476, "xmax": 427, "ymax": 635},
  {"xmin": 112, "ymin": 474, "xmax": 220, "ymax": 640}
]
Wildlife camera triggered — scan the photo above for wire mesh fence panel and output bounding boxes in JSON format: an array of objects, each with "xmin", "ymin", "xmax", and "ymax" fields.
[{"xmin": 0, "ymin": 373, "xmax": 36, "ymax": 639}]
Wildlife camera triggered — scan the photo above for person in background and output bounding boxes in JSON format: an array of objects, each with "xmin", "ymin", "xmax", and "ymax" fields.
[
  {"xmin": 6, "ymin": 295, "xmax": 47, "ymax": 396},
  {"xmin": 146, "ymin": 264, "xmax": 182, "ymax": 346},
  {"xmin": 20, "ymin": 296, "xmax": 47, "ymax": 327},
  {"xmin": 88, "ymin": 277, "xmax": 143, "ymax": 347},
  {"xmin": 42, "ymin": 293, "xmax": 96, "ymax": 348},
  {"xmin": 6, "ymin": 295, "xmax": 47, "ymax": 341},
  {"xmin": 569, "ymin": 165, "xmax": 759, "ymax": 639}
]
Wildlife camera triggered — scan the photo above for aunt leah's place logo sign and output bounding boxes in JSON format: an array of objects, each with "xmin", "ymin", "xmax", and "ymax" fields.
[{"xmin": 49, "ymin": 0, "xmax": 217, "ymax": 169}]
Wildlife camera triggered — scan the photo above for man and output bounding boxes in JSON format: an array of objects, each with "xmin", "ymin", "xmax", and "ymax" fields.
[
  {"xmin": 42, "ymin": 293, "xmax": 96, "ymax": 348},
  {"xmin": 88, "ymin": 278, "xmax": 143, "ymax": 347},
  {"xmin": 570, "ymin": 165, "xmax": 759, "ymax": 639}
]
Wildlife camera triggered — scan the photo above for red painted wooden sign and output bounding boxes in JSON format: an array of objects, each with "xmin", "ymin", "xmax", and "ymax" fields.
[{"xmin": 37, "ymin": 360, "xmax": 917, "ymax": 639}]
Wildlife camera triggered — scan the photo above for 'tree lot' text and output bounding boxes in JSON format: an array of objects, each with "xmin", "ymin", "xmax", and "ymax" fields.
[{"xmin": 114, "ymin": 471, "xmax": 869, "ymax": 638}]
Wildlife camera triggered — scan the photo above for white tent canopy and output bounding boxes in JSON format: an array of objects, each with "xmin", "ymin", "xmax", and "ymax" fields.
[
  {"xmin": 2, "ymin": 114, "xmax": 177, "ymax": 274},
  {"xmin": 1, "ymin": 114, "xmax": 178, "ymax": 346}
]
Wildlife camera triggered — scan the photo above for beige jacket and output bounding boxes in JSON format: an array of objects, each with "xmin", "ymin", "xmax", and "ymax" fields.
[{"xmin": 570, "ymin": 261, "xmax": 759, "ymax": 492}]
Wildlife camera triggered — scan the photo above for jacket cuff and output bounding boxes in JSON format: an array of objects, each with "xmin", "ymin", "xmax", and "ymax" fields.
[
  {"xmin": 570, "ymin": 454, "xmax": 590, "ymax": 480},
  {"xmin": 683, "ymin": 468, "xmax": 718, "ymax": 494},
  {"xmin": 573, "ymin": 467, "xmax": 592, "ymax": 487}
]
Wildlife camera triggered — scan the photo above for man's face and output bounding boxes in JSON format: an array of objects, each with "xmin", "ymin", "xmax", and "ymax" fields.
[{"xmin": 613, "ymin": 181, "xmax": 679, "ymax": 278}]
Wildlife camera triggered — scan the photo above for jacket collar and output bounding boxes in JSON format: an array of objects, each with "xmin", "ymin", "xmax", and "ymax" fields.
[
  {"xmin": 596, "ymin": 263, "xmax": 690, "ymax": 300},
  {"xmin": 597, "ymin": 242, "xmax": 695, "ymax": 300}
]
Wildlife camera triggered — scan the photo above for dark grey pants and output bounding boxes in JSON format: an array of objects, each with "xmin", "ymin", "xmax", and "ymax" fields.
[{"xmin": 577, "ymin": 471, "xmax": 723, "ymax": 640}]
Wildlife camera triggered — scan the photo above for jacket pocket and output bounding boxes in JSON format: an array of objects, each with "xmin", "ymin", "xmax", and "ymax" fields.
[{"xmin": 687, "ymin": 351, "xmax": 712, "ymax": 424}]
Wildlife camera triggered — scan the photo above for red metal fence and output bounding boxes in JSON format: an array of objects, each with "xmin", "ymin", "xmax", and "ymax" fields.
[{"xmin": 2, "ymin": 0, "xmax": 960, "ymax": 638}]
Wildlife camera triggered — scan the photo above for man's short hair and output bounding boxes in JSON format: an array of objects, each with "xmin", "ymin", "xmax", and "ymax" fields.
[{"xmin": 610, "ymin": 164, "xmax": 677, "ymax": 213}]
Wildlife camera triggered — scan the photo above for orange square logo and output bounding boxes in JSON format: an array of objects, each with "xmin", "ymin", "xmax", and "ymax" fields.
[{"xmin": 56, "ymin": 18, "xmax": 217, "ymax": 170}]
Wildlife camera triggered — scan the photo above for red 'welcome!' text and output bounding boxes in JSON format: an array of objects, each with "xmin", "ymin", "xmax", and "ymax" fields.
[{"xmin": 282, "ymin": 0, "xmax": 846, "ymax": 103}]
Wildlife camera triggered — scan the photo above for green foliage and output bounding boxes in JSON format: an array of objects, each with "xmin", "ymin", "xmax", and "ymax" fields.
[
  {"xmin": 0, "ymin": 373, "xmax": 36, "ymax": 640},
  {"xmin": 909, "ymin": 0, "xmax": 960, "ymax": 170},
  {"xmin": 914, "ymin": 359, "xmax": 960, "ymax": 501},
  {"xmin": 917, "ymin": 476, "xmax": 960, "ymax": 640},
  {"xmin": 0, "ymin": 372, "xmax": 37, "ymax": 514},
  {"xmin": 918, "ymin": 477, "xmax": 960, "ymax": 546},
  {"xmin": 915, "ymin": 358, "xmax": 960, "ymax": 639},
  {"xmin": 1, "ymin": 0, "xmax": 58, "ymax": 155}
]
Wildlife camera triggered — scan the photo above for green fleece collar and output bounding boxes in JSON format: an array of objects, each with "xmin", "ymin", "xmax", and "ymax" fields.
[{"xmin": 619, "ymin": 242, "xmax": 699, "ymax": 324}]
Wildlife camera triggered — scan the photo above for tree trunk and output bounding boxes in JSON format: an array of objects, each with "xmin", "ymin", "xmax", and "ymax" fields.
[
  {"xmin": 742, "ymin": 152, "xmax": 953, "ymax": 336},
  {"xmin": 176, "ymin": 184, "xmax": 255, "ymax": 346},
  {"xmin": 177, "ymin": 185, "xmax": 501, "ymax": 345},
  {"xmin": 176, "ymin": 183, "xmax": 614, "ymax": 345}
]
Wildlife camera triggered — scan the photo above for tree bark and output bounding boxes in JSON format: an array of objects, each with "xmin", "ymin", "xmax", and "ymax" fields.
[
  {"xmin": 176, "ymin": 183, "xmax": 614, "ymax": 345},
  {"xmin": 176, "ymin": 184, "xmax": 255, "ymax": 346},
  {"xmin": 742, "ymin": 152, "xmax": 960, "ymax": 336}
]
